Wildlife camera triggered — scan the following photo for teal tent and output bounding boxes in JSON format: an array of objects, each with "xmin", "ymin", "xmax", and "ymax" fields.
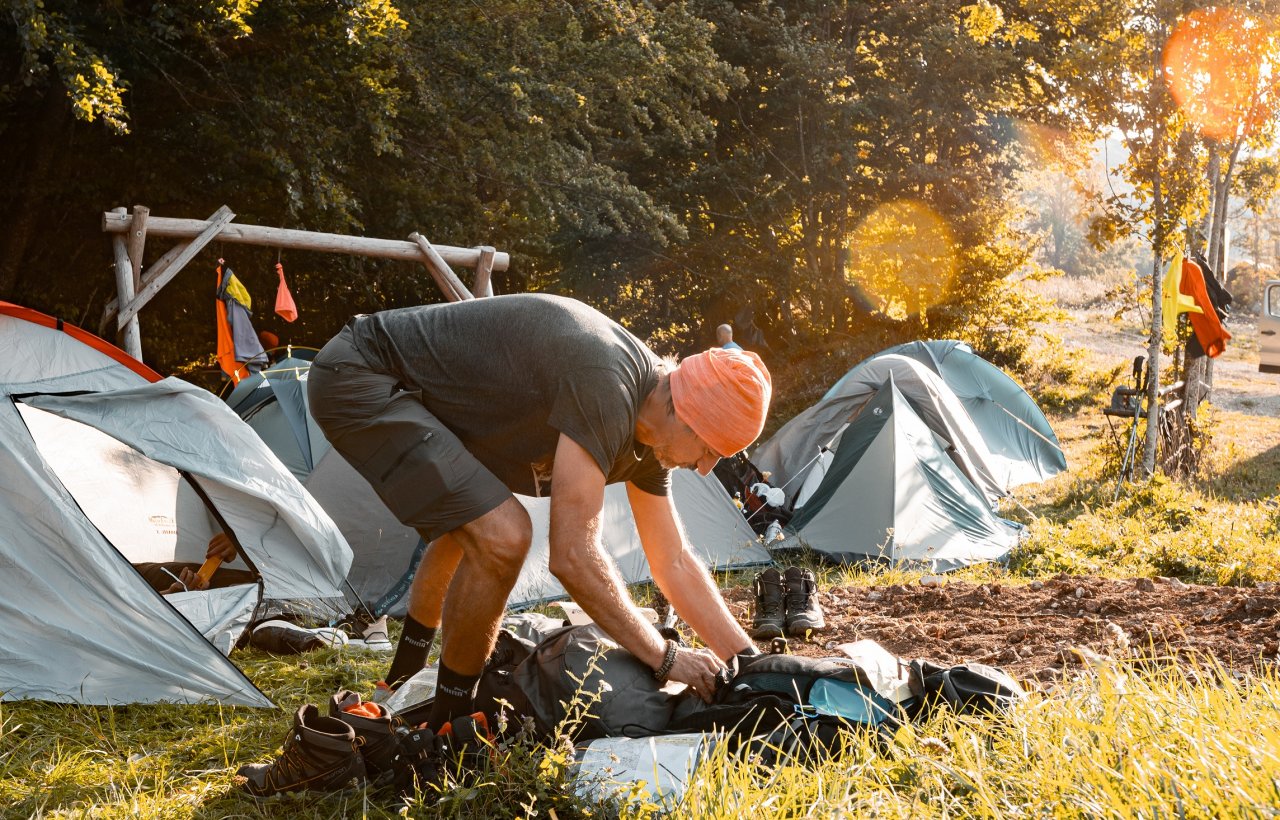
[
  {"xmin": 827, "ymin": 340, "xmax": 1066, "ymax": 488},
  {"xmin": 779, "ymin": 377, "xmax": 1021, "ymax": 569},
  {"xmin": 227, "ymin": 355, "xmax": 425, "ymax": 616}
]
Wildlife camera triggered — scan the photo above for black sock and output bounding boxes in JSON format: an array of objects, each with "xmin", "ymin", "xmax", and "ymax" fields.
[
  {"xmin": 386, "ymin": 615, "xmax": 437, "ymax": 688},
  {"xmin": 428, "ymin": 662, "xmax": 480, "ymax": 729}
]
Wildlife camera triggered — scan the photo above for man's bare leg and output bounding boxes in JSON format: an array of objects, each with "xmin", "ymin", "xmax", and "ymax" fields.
[
  {"xmin": 382, "ymin": 533, "xmax": 465, "ymax": 687},
  {"xmin": 438, "ymin": 497, "xmax": 532, "ymax": 674},
  {"xmin": 406, "ymin": 533, "xmax": 464, "ymax": 629},
  {"xmin": 429, "ymin": 497, "xmax": 532, "ymax": 726}
]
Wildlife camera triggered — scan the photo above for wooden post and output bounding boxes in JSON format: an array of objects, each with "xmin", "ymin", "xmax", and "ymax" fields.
[
  {"xmin": 110, "ymin": 207, "xmax": 143, "ymax": 360},
  {"xmin": 474, "ymin": 246, "xmax": 495, "ymax": 297},
  {"xmin": 410, "ymin": 232, "xmax": 474, "ymax": 301},
  {"xmin": 126, "ymin": 205, "xmax": 149, "ymax": 293},
  {"xmin": 101, "ymin": 239, "xmax": 189, "ymax": 335},
  {"xmin": 117, "ymin": 207, "xmax": 236, "ymax": 330}
]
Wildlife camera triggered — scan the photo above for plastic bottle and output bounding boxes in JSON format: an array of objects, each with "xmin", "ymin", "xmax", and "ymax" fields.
[{"xmin": 382, "ymin": 665, "xmax": 439, "ymax": 714}]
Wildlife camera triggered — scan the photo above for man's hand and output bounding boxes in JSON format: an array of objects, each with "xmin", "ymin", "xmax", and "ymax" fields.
[
  {"xmin": 206, "ymin": 532, "xmax": 238, "ymax": 562},
  {"xmin": 666, "ymin": 646, "xmax": 728, "ymax": 703},
  {"xmin": 162, "ymin": 567, "xmax": 208, "ymax": 594}
]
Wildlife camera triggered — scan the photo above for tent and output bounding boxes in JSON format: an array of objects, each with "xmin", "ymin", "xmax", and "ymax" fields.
[
  {"xmin": 228, "ymin": 358, "xmax": 770, "ymax": 613},
  {"xmin": 775, "ymin": 378, "xmax": 1022, "ymax": 569},
  {"xmin": 226, "ymin": 355, "xmax": 419, "ymax": 616},
  {"xmin": 507, "ymin": 469, "xmax": 769, "ymax": 606},
  {"xmin": 0, "ymin": 303, "xmax": 352, "ymax": 706},
  {"xmin": 754, "ymin": 354, "xmax": 1008, "ymax": 503},
  {"xmin": 828, "ymin": 340, "xmax": 1066, "ymax": 487}
]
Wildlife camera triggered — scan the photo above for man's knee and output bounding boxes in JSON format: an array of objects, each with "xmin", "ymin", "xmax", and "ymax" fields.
[{"xmin": 458, "ymin": 499, "xmax": 532, "ymax": 582}]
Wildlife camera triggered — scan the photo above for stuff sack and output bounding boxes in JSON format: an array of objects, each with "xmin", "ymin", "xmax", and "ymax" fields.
[
  {"xmin": 906, "ymin": 660, "xmax": 1027, "ymax": 717},
  {"xmin": 510, "ymin": 624, "xmax": 677, "ymax": 741},
  {"xmin": 680, "ymin": 653, "xmax": 904, "ymax": 754}
]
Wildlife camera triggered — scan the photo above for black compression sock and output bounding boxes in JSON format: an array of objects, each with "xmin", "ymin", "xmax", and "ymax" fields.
[
  {"xmin": 428, "ymin": 662, "xmax": 481, "ymax": 730},
  {"xmin": 386, "ymin": 615, "xmax": 437, "ymax": 688}
]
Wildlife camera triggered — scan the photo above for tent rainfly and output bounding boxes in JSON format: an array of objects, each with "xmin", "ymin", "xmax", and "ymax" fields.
[
  {"xmin": 831, "ymin": 340, "xmax": 1067, "ymax": 488},
  {"xmin": 0, "ymin": 303, "xmax": 352, "ymax": 706}
]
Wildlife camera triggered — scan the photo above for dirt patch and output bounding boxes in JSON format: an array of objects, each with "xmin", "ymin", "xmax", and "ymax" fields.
[{"xmin": 726, "ymin": 575, "xmax": 1280, "ymax": 687}]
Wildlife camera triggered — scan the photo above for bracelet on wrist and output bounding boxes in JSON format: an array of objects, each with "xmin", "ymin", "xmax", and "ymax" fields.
[{"xmin": 653, "ymin": 639, "xmax": 679, "ymax": 682}]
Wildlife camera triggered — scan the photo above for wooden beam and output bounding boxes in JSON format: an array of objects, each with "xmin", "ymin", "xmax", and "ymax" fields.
[
  {"xmin": 118, "ymin": 206, "xmax": 236, "ymax": 329},
  {"xmin": 474, "ymin": 246, "xmax": 495, "ymax": 297},
  {"xmin": 103, "ymin": 211, "xmax": 510, "ymax": 271},
  {"xmin": 101, "ymin": 239, "xmax": 192, "ymax": 331},
  {"xmin": 110, "ymin": 207, "xmax": 142, "ymax": 360},
  {"xmin": 410, "ymin": 232, "xmax": 474, "ymax": 301},
  {"xmin": 126, "ymin": 205, "xmax": 149, "ymax": 292}
]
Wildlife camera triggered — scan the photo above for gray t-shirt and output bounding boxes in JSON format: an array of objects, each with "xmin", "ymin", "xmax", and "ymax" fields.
[{"xmin": 348, "ymin": 294, "xmax": 669, "ymax": 497}]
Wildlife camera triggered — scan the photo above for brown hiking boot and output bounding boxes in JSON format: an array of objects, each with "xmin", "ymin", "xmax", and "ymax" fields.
[
  {"xmin": 750, "ymin": 567, "xmax": 786, "ymax": 640},
  {"xmin": 329, "ymin": 689, "xmax": 401, "ymax": 787},
  {"xmin": 236, "ymin": 704, "xmax": 366, "ymax": 797},
  {"xmin": 783, "ymin": 567, "xmax": 825, "ymax": 635}
]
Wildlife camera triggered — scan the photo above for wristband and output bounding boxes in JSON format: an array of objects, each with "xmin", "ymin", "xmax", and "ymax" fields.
[{"xmin": 653, "ymin": 639, "xmax": 679, "ymax": 682}]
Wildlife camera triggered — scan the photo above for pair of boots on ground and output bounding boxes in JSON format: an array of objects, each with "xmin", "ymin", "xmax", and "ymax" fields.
[
  {"xmin": 236, "ymin": 690, "xmax": 492, "ymax": 799},
  {"xmin": 751, "ymin": 566, "xmax": 825, "ymax": 638}
]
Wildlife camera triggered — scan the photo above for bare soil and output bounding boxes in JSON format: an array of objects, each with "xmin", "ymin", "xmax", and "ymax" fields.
[
  {"xmin": 722, "ymin": 305, "xmax": 1280, "ymax": 688},
  {"xmin": 726, "ymin": 576, "xmax": 1280, "ymax": 688}
]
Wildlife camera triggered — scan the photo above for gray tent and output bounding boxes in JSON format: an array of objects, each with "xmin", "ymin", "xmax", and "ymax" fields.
[
  {"xmin": 777, "ymin": 378, "xmax": 1021, "ymax": 569},
  {"xmin": 754, "ymin": 354, "xmax": 1008, "ymax": 503},
  {"xmin": 828, "ymin": 340, "xmax": 1066, "ymax": 487},
  {"xmin": 0, "ymin": 304, "xmax": 352, "ymax": 706},
  {"xmin": 227, "ymin": 356, "xmax": 422, "ymax": 615},
  {"xmin": 229, "ymin": 358, "xmax": 770, "ymax": 613}
]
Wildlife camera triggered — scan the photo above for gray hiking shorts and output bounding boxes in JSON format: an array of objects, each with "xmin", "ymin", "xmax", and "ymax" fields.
[{"xmin": 307, "ymin": 325, "xmax": 511, "ymax": 541}]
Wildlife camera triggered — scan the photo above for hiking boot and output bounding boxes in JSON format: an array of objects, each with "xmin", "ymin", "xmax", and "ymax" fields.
[
  {"xmin": 236, "ymin": 704, "xmax": 366, "ymax": 797},
  {"xmin": 783, "ymin": 567, "xmax": 825, "ymax": 635},
  {"xmin": 750, "ymin": 567, "xmax": 786, "ymax": 640},
  {"xmin": 391, "ymin": 724, "xmax": 444, "ymax": 798},
  {"xmin": 329, "ymin": 689, "xmax": 401, "ymax": 787},
  {"xmin": 436, "ymin": 712, "xmax": 497, "ymax": 779}
]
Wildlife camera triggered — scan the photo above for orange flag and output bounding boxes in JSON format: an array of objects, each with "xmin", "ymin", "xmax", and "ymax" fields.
[{"xmin": 275, "ymin": 262, "xmax": 298, "ymax": 322}]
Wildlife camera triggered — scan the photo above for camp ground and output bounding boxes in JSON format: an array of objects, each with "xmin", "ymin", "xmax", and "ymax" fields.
[
  {"xmin": 226, "ymin": 354, "xmax": 768, "ymax": 615},
  {"xmin": 749, "ymin": 342, "xmax": 1063, "ymax": 569},
  {"xmin": 0, "ymin": 302, "xmax": 352, "ymax": 706}
]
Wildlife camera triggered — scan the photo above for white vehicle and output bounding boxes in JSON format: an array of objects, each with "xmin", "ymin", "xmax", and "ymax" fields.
[{"xmin": 1262, "ymin": 279, "xmax": 1280, "ymax": 373}]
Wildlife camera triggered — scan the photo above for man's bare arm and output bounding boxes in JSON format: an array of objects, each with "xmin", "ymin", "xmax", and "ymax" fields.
[
  {"xmin": 548, "ymin": 435, "xmax": 723, "ymax": 699},
  {"xmin": 627, "ymin": 482, "xmax": 754, "ymax": 661}
]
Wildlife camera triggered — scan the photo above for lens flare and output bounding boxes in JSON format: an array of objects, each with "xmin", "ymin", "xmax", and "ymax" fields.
[
  {"xmin": 1163, "ymin": 7, "xmax": 1273, "ymax": 140},
  {"xmin": 1011, "ymin": 119, "xmax": 1074, "ymax": 165},
  {"xmin": 846, "ymin": 200, "xmax": 957, "ymax": 321}
]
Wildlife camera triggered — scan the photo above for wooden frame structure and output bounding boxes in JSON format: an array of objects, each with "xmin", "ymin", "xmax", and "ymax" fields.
[{"xmin": 101, "ymin": 205, "xmax": 509, "ymax": 361}]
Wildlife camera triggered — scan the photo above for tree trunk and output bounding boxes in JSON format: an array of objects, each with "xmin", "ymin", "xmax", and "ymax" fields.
[
  {"xmin": 1206, "ymin": 146, "xmax": 1221, "ymax": 270},
  {"xmin": 1143, "ymin": 121, "xmax": 1167, "ymax": 477}
]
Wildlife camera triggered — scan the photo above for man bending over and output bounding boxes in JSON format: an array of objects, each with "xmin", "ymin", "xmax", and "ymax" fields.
[{"xmin": 307, "ymin": 294, "xmax": 770, "ymax": 729}]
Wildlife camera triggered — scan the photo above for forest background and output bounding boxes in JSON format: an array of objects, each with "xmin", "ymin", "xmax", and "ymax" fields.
[{"xmin": 3, "ymin": 0, "xmax": 1280, "ymax": 395}]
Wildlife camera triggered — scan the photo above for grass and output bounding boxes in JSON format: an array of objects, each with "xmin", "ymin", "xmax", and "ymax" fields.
[{"xmin": 7, "ymin": 274, "xmax": 1280, "ymax": 817}]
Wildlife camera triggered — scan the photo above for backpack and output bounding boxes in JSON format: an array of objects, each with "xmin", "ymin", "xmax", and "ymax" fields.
[
  {"xmin": 510, "ymin": 624, "xmax": 679, "ymax": 741},
  {"xmin": 905, "ymin": 660, "xmax": 1028, "ymax": 718}
]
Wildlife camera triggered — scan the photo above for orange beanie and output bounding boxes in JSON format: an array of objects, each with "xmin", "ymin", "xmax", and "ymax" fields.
[{"xmin": 670, "ymin": 348, "xmax": 772, "ymax": 457}]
